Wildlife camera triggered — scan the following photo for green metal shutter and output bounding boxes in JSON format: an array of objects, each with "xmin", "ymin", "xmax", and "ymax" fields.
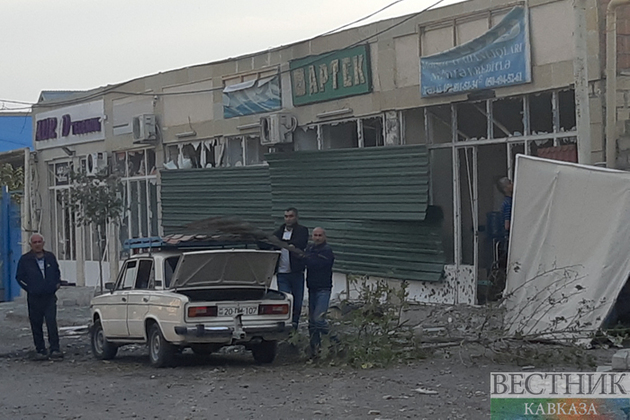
[
  {"xmin": 160, "ymin": 166, "xmax": 273, "ymax": 234},
  {"xmin": 266, "ymin": 145, "xmax": 429, "ymax": 220},
  {"xmin": 266, "ymin": 145, "xmax": 445, "ymax": 282}
]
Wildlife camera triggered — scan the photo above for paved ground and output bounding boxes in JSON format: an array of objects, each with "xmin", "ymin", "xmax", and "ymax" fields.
[{"xmin": 0, "ymin": 287, "xmax": 617, "ymax": 419}]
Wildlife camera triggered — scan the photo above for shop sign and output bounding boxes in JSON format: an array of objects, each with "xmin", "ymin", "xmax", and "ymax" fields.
[
  {"xmin": 36, "ymin": 114, "xmax": 101, "ymax": 141},
  {"xmin": 420, "ymin": 6, "xmax": 531, "ymax": 97},
  {"xmin": 290, "ymin": 45, "xmax": 372, "ymax": 106},
  {"xmin": 54, "ymin": 162, "xmax": 70, "ymax": 186},
  {"xmin": 34, "ymin": 100, "xmax": 105, "ymax": 149}
]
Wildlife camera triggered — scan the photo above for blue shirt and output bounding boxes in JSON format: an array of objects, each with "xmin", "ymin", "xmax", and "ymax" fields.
[{"xmin": 502, "ymin": 196, "xmax": 513, "ymax": 230}]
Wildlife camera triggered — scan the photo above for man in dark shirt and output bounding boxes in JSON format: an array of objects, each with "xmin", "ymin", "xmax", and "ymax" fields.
[
  {"xmin": 16, "ymin": 233, "xmax": 63, "ymax": 360},
  {"xmin": 271, "ymin": 207, "xmax": 309, "ymax": 329},
  {"xmin": 303, "ymin": 227, "xmax": 335, "ymax": 355},
  {"xmin": 497, "ymin": 177, "xmax": 513, "ymax": 235}
]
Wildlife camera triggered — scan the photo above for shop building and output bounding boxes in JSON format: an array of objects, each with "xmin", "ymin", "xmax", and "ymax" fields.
[{"xmin": 29, "ymin": 0, "xmax": 629, "ymax": 304}]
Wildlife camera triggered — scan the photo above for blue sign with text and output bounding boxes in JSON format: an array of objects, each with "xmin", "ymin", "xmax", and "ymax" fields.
[{"xmin": 420, "ymin": 6, "xmax": 531, "ymax": 97}]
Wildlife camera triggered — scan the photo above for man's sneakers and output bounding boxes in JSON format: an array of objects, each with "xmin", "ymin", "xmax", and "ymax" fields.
[
  {"xmin": 49, "ymin": 350, "xmax": 64, "ymax": 360},
  {"xmin": 33, "ymin": 350, "xmax": 49, "ymax": 361}
]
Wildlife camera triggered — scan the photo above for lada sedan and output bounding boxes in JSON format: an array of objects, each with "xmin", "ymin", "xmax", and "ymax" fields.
[{"xmin": 89, "ymin": 249, "xmax": 292, "ymax": 367}]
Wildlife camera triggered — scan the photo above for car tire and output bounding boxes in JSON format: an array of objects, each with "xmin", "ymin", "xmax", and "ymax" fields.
[
  {"xmin": 91, "ymin": 319, "xmax": 118, "ymax": 360},
  {"xmin": 148, "ymin": 323, "xmax": 175, "ymax": 368},
  {"xmin": 251, "ymin": 340, "xmax": 277, "ymax": 364}
]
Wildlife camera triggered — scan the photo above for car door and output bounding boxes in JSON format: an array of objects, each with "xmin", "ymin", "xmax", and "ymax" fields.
[
  {"xmin": 99, "ymin": 260, "xmax": 137, "ymax": 337},
  {"xmin": 126, "ymin": 259, "xmax": 154, "ymax": 339}
]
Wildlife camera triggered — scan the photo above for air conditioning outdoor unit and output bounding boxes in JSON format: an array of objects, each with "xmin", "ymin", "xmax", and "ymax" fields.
[
  {"xmin": 260, "ymin": 113, "xmax": 297, "ymax": 145},
  {"xmin": 87, "ymin": 152, "xmax": 108, "ymax": 176},
  {"xmin": 132, "ymin": 114, "xmax": 157, "ymax": 143}
]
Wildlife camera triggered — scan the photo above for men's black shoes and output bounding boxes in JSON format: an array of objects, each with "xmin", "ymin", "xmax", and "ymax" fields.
[
  {"xmin": 33, "ymin": 351, "xmax": 49, "ymax": 361},
  {"xmin": 49, "ymin": 350, "xmax": 64, "ymax": 360}
]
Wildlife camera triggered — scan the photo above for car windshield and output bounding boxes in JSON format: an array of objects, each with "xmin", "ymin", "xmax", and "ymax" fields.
[{"xmin": 164, "ymin": 256, "xmax": 181, "ymax": 288}]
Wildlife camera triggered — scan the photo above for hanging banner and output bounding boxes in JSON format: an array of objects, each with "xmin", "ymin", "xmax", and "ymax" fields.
[
  {"xmin": 222, "ymin": 75, "xmax": 281, "ymax": 119},
  {"xmin": 420, "ymin": 6, "xmax": 531, "ymax": 97}
]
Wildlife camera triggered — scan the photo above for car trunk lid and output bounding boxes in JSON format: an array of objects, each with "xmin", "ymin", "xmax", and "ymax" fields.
[{"xmin": 170, "ymin": 249, "xmax": 280, "ymax": 289}]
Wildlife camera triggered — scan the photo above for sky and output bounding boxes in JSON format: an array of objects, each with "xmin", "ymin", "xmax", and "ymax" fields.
[{"xmin": 1, "ymin": 0, "xmax": 464, "ymax": 110}]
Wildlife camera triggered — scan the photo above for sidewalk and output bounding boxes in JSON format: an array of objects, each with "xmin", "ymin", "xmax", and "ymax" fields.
[{"xmin": 0, "ymin": 286, "xmax": 94, "ymax": 356}]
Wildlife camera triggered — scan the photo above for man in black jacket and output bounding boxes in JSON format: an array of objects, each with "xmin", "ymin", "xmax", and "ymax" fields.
[
  {"xmin": 304, "ymin": 227, "xmax": 335, "ymax": 354},
  {"xmin": 272, "ymin": 207, "xmax": 309, "ymax": 328},
  {"xmin": 16, "ymin": 233, "xmax": 63, "ymax": 360}
]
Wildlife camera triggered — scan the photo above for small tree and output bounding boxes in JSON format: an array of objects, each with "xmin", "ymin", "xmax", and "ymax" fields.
[
  {"xmin": 0, "ymin": 163, "xmax": 24, "ymax": 203},
  {"xmin": 66, "ymin": 169, "xmax": 125, "ymax": 293}
]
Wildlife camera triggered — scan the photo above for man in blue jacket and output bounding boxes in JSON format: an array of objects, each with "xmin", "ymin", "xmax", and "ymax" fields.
[
  {"xmin": 16, "ymin": 233, "xmax": 63, "ymax": 360},
  {"xmin": 304, "ymin": 227, "xmax": 335, "ymax": 355}
]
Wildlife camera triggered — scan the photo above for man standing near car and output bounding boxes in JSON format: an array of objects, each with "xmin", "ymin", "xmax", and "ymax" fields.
[
  {"xmin": 16, "ymin": 233, "xmax": 63, "ymax": 360},
  {"xmin": 272, "ymin": 207, "xmax": 309, "ymax": 329},
  {"xmin": 304, "ymin": 227, "xmax": 335, "ymax": 356}
]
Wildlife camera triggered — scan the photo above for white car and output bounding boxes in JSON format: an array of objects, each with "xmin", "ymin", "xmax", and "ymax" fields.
[{"xmin": 89, "ymin": 248, "xmax": 292, "ymax": 367}]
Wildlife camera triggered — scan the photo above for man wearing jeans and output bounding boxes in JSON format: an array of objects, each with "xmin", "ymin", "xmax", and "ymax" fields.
[
  {"xmin": 16, "ymin": 233, "xmax": 63, "ymax": 360},
  {"xmin": 304, "ymin": 227, "xmax": 335, "ymax": 355},
  {"xmin": 272, "ymin": 207, "xmax": 309, "ymax": 328}
]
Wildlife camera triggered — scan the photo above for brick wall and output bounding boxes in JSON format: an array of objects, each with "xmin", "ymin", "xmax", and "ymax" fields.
[{"xmin": 599, "ymin": 0, "xmax": 630, "ymax": 71}]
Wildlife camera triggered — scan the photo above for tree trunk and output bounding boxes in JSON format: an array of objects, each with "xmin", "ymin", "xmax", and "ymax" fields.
[{"xmin": 97, "ymin": 224, "xmax": 104, "ymax": 294}]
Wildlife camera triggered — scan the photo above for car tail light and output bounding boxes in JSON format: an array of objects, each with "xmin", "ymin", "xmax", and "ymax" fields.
[
  {"xmin": 258, "ymin": 304, "xmax": 289, "ymax": 315},
  {"xmin": 188, "ymin": 306, "xmax": 218, "ymax": 318}
]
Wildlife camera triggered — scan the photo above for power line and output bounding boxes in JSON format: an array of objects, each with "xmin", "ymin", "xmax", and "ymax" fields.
[
  {"xmin": 20, "ymin": 0, "xmax": 446, "ymax": 108},
  {"xmin": 318, "ymin": 0, "xmax": 409, "ymax": 37}
]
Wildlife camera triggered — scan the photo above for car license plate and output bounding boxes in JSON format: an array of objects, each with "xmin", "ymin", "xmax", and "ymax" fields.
[{"xmin": 217, "ymin": 304, "xmax": 258, "ymax": 317}]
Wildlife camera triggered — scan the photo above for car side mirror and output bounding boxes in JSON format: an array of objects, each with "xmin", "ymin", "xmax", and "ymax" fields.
[{"xmin": 105, "ymin": 282, "xmax": 115, "ymax": 292}]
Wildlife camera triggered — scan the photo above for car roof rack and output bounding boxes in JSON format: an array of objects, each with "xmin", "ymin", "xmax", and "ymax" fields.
[{"xmin": 123, "ymin": 235, "xmax": 260, "ymax": 253}]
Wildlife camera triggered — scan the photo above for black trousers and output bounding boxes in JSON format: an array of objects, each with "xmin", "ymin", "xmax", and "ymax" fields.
[{"xmin": 27, "ymin": 293, "xmax": 60, "ymax": 353}]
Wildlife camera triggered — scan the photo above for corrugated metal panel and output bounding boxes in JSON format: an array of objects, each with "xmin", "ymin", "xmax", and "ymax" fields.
[
  {"xmin": 297, "ymin": 217, "xmax": 446, "ymax": 282},
  {"xmin": 160, "ymin": 166, "xmax": 273, "ymax": 234},
  {"xmin": 266, "ymin": 145, "xmax": 429, "ymax": 221},
  {"xmin": 266, "ymin": 146, "xmax": 443, "ymax": 282}
]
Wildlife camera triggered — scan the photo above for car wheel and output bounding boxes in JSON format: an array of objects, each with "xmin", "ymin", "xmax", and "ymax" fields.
[
  {"xmin": 190, "ymin": 344, "xmax": 216, "ymax": 356},
  {"xmin": 91, "ymin": 319, "xmax": 118, "ymax": 360},
  {"xmin": 251, "ymin": 340, "xmax": 277, "ymax": 364},
  {"xmin": 148, "ymin": 323, "xmax": 175, "ymax": 368}
]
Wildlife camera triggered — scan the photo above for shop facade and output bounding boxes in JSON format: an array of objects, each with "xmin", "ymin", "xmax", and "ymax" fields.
[{"xmin": 29, "ymin": 0, "xmax": 622, "ymax": 304}]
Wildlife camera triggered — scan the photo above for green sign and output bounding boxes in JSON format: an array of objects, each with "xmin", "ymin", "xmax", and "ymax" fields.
[{"xmin": 290, "ymin": 44, "xmax": 372, "ymax": 106}]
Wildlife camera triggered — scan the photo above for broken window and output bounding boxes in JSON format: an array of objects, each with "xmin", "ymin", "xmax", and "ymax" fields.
[
  {"xmin": 402, "ymin": 108, "xmax": 426, "ymax": 145},
  {"xmin": 226, "ymin": 136, "xmax": 244, "ymax": 166},
  {"xmin": 165, "ymin": 141, "xmax": 217, "ymax": 169},
  {"xmin": 456, "ymin": 102, "xmax": 488, "ymax": 141},
  {"xmin": 321, "ymin": 120, "xmax": 358, "ymax": 149},
  {"xmin": 558, "ymin": 90, "xmax": 576, "ymax": 132},
  {"xmin": 509, "ymin": 143, "xmax": 525, "ymax": 179},
  {"xmin": 112, "ymin": 148, "xmax": 159, "ymax": 242},
  {"xmin": 294, "ymin": 126, "xmax": 318, "ymax": 151},
  {"xmin": 491, "ymin": 97, "xmax": 524, "ymax": 138},
  {"xmin": 362, "ymin": 117, "xmax": 384, "ymax": 147},
  {"xmin": 427, "ymin": 105, "xmax": 453, "ymax": 144},
  {"xmin": 529, "ymin": 92, "xmax": 553, "ymax": 135},
  {"xmin": 245, "ymin": 136, "xmax": 270, "ymax": 165}
]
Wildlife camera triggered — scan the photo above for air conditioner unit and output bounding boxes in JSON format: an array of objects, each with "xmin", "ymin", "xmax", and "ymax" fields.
[
  {"xmin": 87, "ymin": 152, "xmax": 108, "ymax": 176},
  {"xmin": 260, "ymin": 113, "xmax": 297, "ymax": 145},
  {"xmin": 132, "ymin": 114, "xmax": 157, "ymax": 143}
]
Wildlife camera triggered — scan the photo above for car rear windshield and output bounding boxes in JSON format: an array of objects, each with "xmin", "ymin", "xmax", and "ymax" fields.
[{"xmin": 164, "ymin": 256, "xmax": 181, "ymax": 288}]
